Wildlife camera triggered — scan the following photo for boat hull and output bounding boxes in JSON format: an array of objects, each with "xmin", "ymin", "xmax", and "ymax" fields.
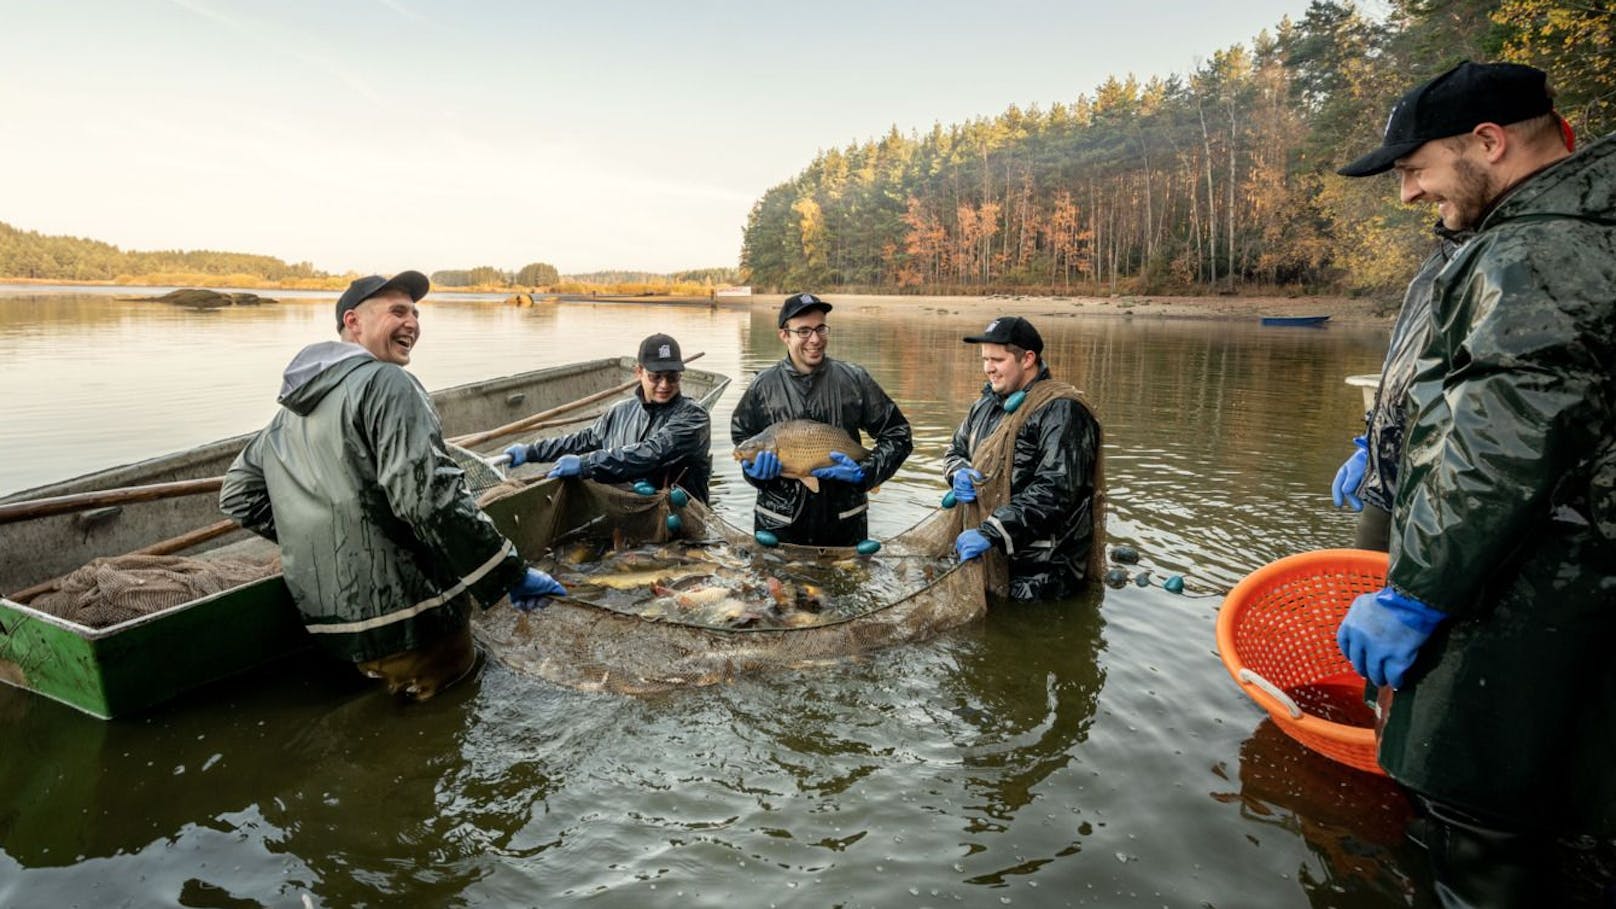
[{"xmin": 1259, "ymin": 315, "xmax": 1331, "ymax": 327}]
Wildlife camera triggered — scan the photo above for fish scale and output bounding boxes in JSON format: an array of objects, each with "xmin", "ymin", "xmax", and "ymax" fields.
[{"xmin": 732, "ymin": 419, "xmax": 869, "ymax": 493}]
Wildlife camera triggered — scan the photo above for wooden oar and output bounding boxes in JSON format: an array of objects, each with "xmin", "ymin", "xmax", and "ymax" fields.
[
  {"xmin": 0, "ymin": 355, "xmax": 705, "ymax": 526},
  {"xmin": 450, "ymin": 350, "xmax": 704, "ymax": 448}
]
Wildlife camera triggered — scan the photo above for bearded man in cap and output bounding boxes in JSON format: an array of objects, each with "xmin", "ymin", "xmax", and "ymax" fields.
[
  {"xmin": 945, "ymin": 316, "xmax": 1101, "ymax": 600},
  {"xmin": 504, "ymin": 333, "xmax": 712, "ymax": 502},
  {"xmin": 221, "ymin": 271, "xmax": 565, "ymax": 701},
  {"xmin": 730, "ymin": 292, "xmax": 912, "ymax": 546},
  {"xmin": 1333, "ymin": 61, "xmax": 1616, "ymax": 904}
]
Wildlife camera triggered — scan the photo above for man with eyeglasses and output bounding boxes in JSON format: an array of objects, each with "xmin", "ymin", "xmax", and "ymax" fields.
[
  {"xmin": 731, "ymin": 292, "xmax": 913, "ymax": 546},
  {"xmin": 504, "ymin": 333, "xmax": 712, "ymax": 502}
]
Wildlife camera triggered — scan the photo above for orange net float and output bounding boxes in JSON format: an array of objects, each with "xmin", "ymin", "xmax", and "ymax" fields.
[{"xmin": 1216, "ymin": 549, "xmax": 1390, "ymax": 776}]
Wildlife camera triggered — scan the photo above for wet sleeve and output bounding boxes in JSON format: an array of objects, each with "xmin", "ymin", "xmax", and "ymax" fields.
[
  {"xmin": 363, "ymin": 368, "xmax": 526, "ymax": 607},
  {"xmin": 524, "ymin": 413, "xmax": 606, "ymax": 464},
  {"xmin": 944, "ymin": 402, "xmax": 978, "ymax": 482},
  {"xmin": 1389, "ymin": 227, "xmax": 1613, "ymax": 614},
  {"xmin": 730, "ymin": 379, "xmax": 773, "ymax": 490},
  {"xmin": 981, "ymin": 400, "xmax": 1097, "ymax": 553},
  {"xmin": 587, "ymin": 404, "xmax": 710, "ymax": 484},
  {"xmin": 857, "ymin": 371, "xmax": 913, "ymax": 490},
  {"xmin": 219, "ymin": 431, "xmax": 277, "ymax": 542}
]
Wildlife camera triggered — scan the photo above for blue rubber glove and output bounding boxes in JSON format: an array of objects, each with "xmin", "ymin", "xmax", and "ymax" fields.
[
  {"xmin": 810, "ymin": 451, "xmax": 866, "ymax": 485},
  {"xmin": 1331, "ymin": 436, "xmax": 1369, "ymax": 511},
  {"xmin": 951, "ymin": 467, "xmax": 983, "ymax": 504},
  {"xmin": 548, "ymin": 454, "xmax": 583, "ymax": 478},
  {"xmin": 955, "ymin": 528, "xmax": 992, "ymax": 561},
  {"xmin": 743, "ymin": 450, "xmax": 781, "ymax": 481},
  {"xmin": 1336, "ymin": 586, "xmax": 1446, "ymax": 688},
  {"xmin": 509, "ymin": 568, "xmax": 566, "ymax": 612},
  {"xmin": 504, "ymin": 444, "xmax": 532, "ymax": 468}
]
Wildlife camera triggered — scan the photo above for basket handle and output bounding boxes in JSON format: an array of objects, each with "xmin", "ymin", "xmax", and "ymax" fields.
[{"xmin": 1238, "ymin": 668, "xmax": 1302, "ymax": 719}]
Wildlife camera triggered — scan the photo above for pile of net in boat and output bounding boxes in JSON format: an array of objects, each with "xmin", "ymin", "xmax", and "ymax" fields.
[
  {"xmin": 473, "ymin": 480, "xmax": 987, "ymax": 694},
  {"xmin": 29, "ymin": 554, "xmax": 279, "ymax": 629}
]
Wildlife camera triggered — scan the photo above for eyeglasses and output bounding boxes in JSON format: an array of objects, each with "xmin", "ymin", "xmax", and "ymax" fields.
[
  {"xmin": 784, "ymin": 325, "xmax": 830, "ymax": 340},
  {"xmin": 646, "ymin": 371, "xmax": 681, "ymax": 386}
]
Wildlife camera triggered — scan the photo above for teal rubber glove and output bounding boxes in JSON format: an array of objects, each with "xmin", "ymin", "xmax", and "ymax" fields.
[
  {"xmin": 548, "ymin": 454, "xmax": 583, "ymax": 478},
  {"xmin": 1337, "ymin": 586, "xmax": 1446, "ymax": 688},
  {"xmin": 504, "ymin": 444, "xmax": 532, "ymax": 468},
  {"xmin": 810, "ymin": 451, "xmax": 865, "ymax": 484},
  {"xmin": 1331, "ymin": 436, "xmax": 1369, "ymax": 511},
  {"xmin": 743, "ymin": 450, "xmax": 781, "ymax": 481},
  {"xmin": 955, "ymin": 528, "xmax": 992, "ymax": 561},
  {"xmin": 510, "ymin": 568, "xmax": 566, "ymax": 612},
  {"xmin": 951, "ymin": 467, "xmax": 983, "ymax": 504}
]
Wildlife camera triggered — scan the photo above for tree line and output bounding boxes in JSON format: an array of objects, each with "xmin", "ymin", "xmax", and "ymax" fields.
[
  {"xmin": 740, "ymin": 0, "xmax": 1612, "ymax": 297},
  {"xmin": 0, "ymin": 221, "xmax": 327, "ymax": 284}
]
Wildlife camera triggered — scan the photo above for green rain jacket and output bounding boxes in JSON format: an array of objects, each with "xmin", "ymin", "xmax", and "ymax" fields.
[
  {"xmin": 1380, "ymin": 133, "xmax": 1616, "ymax": 835},
  {"xmin": 220, "ymin": 342, "xmax": 526, "ymax": 662}
]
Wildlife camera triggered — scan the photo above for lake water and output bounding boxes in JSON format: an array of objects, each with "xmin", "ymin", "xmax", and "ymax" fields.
[{"xmin": 0, "ymin": 291, "xmax": 1438, "ymax": 907}]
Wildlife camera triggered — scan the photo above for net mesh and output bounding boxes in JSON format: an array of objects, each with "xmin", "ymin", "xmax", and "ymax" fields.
[
  {"xmin": 29, "ymin": 554, "xmax": 279, "ymax": 628},
  {"xmin": 473, "ymin": 480, "xmax": 986, "ymax": 694}
]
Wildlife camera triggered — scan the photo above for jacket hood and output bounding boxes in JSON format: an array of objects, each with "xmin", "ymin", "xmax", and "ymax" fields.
[
  {"xmin": 1484, "ymin": 132, "xmax": 1616, "ymax": 229},
  {"xmin": 277, "ymin": 341, "xmax": 376, "ymax": 415}
]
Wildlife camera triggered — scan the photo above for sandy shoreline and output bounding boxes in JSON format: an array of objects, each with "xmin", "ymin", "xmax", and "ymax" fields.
[{"xmin": 761, "ymin": 292, "xmax": 1391, "ymax": 326}]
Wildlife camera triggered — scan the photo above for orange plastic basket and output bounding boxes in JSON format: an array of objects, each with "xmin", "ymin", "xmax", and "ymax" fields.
[{"xmin": 1216, "ymin": 549, "xmax": 1390, "ymax": 775}]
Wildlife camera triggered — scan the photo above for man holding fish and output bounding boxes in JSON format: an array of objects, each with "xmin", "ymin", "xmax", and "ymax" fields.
[
  {"xmin": 220, "ymin": 271, "xmax": 566, "ymax": 702},
  {"xmin": 731, "ymin": 292, "xmax": 913, "ymax": 547},
  {"xmin": 945, "ymin": 316, "xmax": 1101, "ymax": 600},
  {"xmin": 504, "ymin": 333, "xmax": 713, "ymax": 502}
]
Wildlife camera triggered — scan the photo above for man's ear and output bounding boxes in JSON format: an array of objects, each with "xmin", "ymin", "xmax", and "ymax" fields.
[{"xmin": 1473, "ymin": 122, "xmax": 1509, "ymax": 163}]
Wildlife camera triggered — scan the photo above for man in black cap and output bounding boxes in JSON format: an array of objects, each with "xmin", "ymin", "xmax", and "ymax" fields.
[
  {"xmin": 504, "ymin": 333, "xmax": 713, "ymax": 502},
  {"xmin": 944, "ymin": 316, "xmax": 1101, "ymax": 600},
  {"xmin": 1332, "ymin": 61, "xmax": 1615, "ymax": 905},
  {"xmin": 730, "ymin": 292, "xmax": 912, "ymax": 546},
  {"xmin": 222, "ymin": 272, "xmax": 565, "ymax": 701}
]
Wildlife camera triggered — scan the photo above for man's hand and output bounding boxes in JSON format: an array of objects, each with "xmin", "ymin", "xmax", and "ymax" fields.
[
  {"xmin": 1337, "ymin": 586, "xmax": 1446, "ymax": 688},
  {"xmin": 951, "ymin": 467, "xmax": 983, "ymax": 504},
  {"xmin": 743, "ymin": 450, "xmax": 782, "ymax": 481},
  {"xmin": 1331, "ymin": 436, "xmax": 1369, "ymax": 511},
  {"xmin": 504, "ymin": 444, "xmax": 531, "ymax": 468},
  {"xmin": 955, "ymin": 528, "xmax": 992, "ymax": 561},
  {"xmin": 548, "ymin": 454, "xmax": 583, "ymax": 478},
  {"xmin": 510, "ymin": 568, "xmax": 566, "ymax": 612},
  {"xmin": 811, "ymin": 451, "xmax": 865, "ymax": 485}
]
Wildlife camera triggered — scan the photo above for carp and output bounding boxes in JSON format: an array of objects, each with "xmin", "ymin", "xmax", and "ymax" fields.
[{"xmin": 732, "ymin": 419, "xmax": 870, "ymax": 493}]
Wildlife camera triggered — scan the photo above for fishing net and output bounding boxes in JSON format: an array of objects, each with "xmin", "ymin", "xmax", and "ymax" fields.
[
  {"xmin": 473, "ymin": 479, "xmax": 986, "ymax": 694},
  {"xmin": 29, "ymin": 554, "xmax": 279, "ymax": 629}
]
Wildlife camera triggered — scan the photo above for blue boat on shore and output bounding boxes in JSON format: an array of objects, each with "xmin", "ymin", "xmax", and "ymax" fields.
[{"xmin": 1260, "ymin": 315, "xmax": 1330, "ymax": 327}]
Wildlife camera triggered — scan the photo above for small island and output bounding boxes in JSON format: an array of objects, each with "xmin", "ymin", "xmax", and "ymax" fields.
[{"xmin": 121, "ymin": 289, "xmax": 278, "ymax": 309}]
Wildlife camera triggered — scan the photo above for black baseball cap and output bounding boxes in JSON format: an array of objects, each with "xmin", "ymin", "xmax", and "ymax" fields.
[
  {"xmin": 964, "ymin": 315, "xmax": 1043, "ymax": 354},
  {"xmin": 335, "ymin": 270, "xmax": 429, "ymax": 328},
  {"xmin": 777, "ymin": 292, "xmax": 833, "ymax": 328},
  {"xmin": 1339, "ymin": 61, "xmax": 1553, "ymax": 177},
  {"xmin": 637, "ymin": 333, "xmax": 685, "ymax": 372}
]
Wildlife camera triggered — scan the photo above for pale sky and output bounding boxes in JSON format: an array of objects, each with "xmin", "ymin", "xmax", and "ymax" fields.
[{"xmin": 0, "ymin": 0, "xmax": 1319, "ymax": 275}]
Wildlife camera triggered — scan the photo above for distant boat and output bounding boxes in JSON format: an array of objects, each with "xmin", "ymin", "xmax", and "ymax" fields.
[{"xmin": 1260, "ymin": 315, "xmax": 1330, "ymax": 327}]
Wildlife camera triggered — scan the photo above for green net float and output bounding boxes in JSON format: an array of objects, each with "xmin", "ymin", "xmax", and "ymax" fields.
[
  {"xmin": 1134, "ymin": 570, "xmax": 1151, "ymax": 587},
  {"xmin": 1163, "ymin": 575, "xmax": 1185, "ymax": 594},
  {"xmin": 633, "ymin": 481, "xmax": 656, "ymax": 496},
  {"xmin": 754, "ymin": 530, "xmax": 779, "ymax": 548},
  {"xmin": 668, "ymin": 488, "xmax": 690, "ymax": 508},
  {"xmin": 665, "ymin": 514, "xmax": 683, "ymax": 533},
  {"xmin": 1111, "ymin": 544, "xmax": 1140, "ymax": 564},
  {"xmin": 1102, "ymin": 567, "xmax": 1129, "ymax": 589},
  {"xmin": 941, "ymin": 490, "xmax": 957, "ymax": 509},
  {"xmin": 856, "ymin": 539, "xmax": 882, "ymax": 555},
  {"xmin": 1003, "ymin": 389, "xmax": 1026, "ymax": 413}
]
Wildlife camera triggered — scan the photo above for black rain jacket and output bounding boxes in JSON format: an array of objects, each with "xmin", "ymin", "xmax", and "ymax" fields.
[
  {"xmin": 520, "ymin": 389, "xmax": 712, "ymax": 502},
  {"xmin": 730, "ymin": 357, "xmax": 912, "ymax": 546},
  {"xmin": 944, "ymin": 368, "xmax": 1100, "ymax": 600}
]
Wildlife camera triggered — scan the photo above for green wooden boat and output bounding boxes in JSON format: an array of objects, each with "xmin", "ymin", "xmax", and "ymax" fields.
[{"xmin": 0, "ymin": 357, "xmax": 731, "ymax": 718}]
